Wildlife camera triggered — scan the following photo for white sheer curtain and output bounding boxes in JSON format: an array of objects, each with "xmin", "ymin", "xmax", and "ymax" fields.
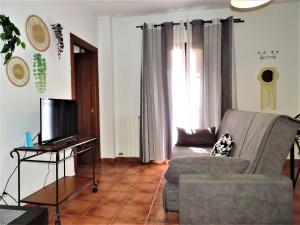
[
  {"xmin": 201, "ymin": 20, "xmax": 222, "ymax": 128},
  {"xmin": 171, "ymin": 20, "xmax": 223, "ymax": 144},
  {"xmin": 171, "ymin": 22, "xmax": 188, "ymax": 143}
]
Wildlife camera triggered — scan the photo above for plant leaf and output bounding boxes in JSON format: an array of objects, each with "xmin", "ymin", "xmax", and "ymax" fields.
[
  {"xmin": 13, "ymin": 25, "xmax": 20, "ymax": 35},
  {"xmin": 11, "ymin": 36, "xmax": 17, "ymax": 45},
  {"xmin": 1, "ymin": 44, "xmax": 10, "ymax": 53},
  {"xmin": 0, "ymin": 14, "xmax": 25, "ymax": 60},
  {"xmin": 3, "ymin": 52, "xmax": 12, "ymax": 65},
  {"xmin": 3, "ymin": 25, "xmax": 12, "ymax": 36},
  {"xmin": 5, "ymin": 52, "xmax": 12, "ymax": 61},
  {"xmin": 0, "ymin": 33, "xmax": 5, "ymax": 40},
  {"xmin": 10, "ymin": 42, "xmax": 15, "ymax": 52},
  {"xmin": 0, "ymin": 32, "xmax": 12, "ymax": 40},
  {"xmin": 16, "ymin": 37, "xmax": 21, "ymax": 45},
  {"xmin": 0, "ymin": 15, "xmax": 5, "ymax": 22}
]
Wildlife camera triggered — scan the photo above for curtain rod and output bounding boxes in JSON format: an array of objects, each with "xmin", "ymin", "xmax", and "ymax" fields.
[{"xmin": 136, "ymin": 18, "xmax": 244, "ymax": 29}]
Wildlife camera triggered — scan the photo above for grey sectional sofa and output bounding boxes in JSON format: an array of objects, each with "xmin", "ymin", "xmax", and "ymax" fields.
[{"xmin": 163, "ymin": 109, "xmax": 300, "ymax": 225}]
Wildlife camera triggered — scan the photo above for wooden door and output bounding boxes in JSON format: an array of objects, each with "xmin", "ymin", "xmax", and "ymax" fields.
[
  {"xmin": 75, "ymin": 53, "xmax": 94, "ymax": 164},
  {"xmin": 70, "ymin": 34, "xmax": 100, "ymax": 169}
]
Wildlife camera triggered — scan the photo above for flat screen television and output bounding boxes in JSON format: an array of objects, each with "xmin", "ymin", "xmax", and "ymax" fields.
[{"xmin": 40, "ymin": 98, "xmax": 77, "ymax": 144}]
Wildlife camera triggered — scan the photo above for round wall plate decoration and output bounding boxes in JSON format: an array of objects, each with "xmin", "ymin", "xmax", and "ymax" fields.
[
  {"xmin": 6, "ymin": 56, "xmax": 30, "ymax": 87},
  {"xmin": 26, "ymin": 15, "xmax": 50, "ymax": 52}
]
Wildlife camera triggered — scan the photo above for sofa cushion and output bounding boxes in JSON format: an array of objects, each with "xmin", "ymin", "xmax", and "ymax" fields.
[
  {"xmin": 218, "ymin": 110, "xmax": 300, "ymax": 175},
  {"xmin": 217, "ymin": 110, "xmax": 256, "ymax": 157},
  {"xmin": 179, "ymin": 174, "xmax": 293, "ymax": 225},
  {"xmin": 163, "ymin": 182, "xmax": 179, "ymax": 211},
  {"xmin": 165, "ymin": 157, "xmax": 249, "ymax": 183},
  {"xmin": 176, "ymin": 127, "xmax": 216, "ymax": 147},
  {"xmin": 172, "ymin": 146, "xmax": 211, "ymax": 159},
  {"xmin": 241, "ymin": 115, "xmax": 300, "ymax": 174}
]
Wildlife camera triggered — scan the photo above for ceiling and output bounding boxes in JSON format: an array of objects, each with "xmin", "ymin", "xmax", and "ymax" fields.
[
  {"xmin": 78, "ymin": 0, "xmax": 298, "ymax": 16},
  {"xmin": 4, "ymin": 0, "xmax": 299, "ymax": 16},
  {"xmin": 84, "ymin": 0, "xmax": 229, "ymax": 16}
]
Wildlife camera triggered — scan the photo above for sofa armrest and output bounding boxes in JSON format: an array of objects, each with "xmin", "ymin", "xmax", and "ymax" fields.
[
  {"xmin": 179, "ymin": 174, "xmax": 292, "ymax": 225},
  {"xmin": 165, "ymin": 157, "xmax": 249, "ymax": 183}
]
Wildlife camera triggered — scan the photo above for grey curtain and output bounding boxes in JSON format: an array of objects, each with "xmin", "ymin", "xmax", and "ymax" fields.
[
  {"xmin": 221, "ymin": 16, "xmax": 236, "ymax": 117},
  {"xmin": 140, "ymin": 23, "xmax": 151, "ymax": 163},
  {"xmin": 140, "ymin": 23, "xmax": 173, "ymax": 163},
  {"xmin": 161, "ymin": 22, "xmax": 173, "ymax": 160},
  {"xmin": 191, "ymin": 19, "xmax": 222, "ymax": 128},
  {"xmin": 191, "ymin": 17, "xmax": 236, "ymax": 128}
]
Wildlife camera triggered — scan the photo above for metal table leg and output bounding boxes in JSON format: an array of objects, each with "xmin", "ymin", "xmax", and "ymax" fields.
[
  {"xmin": 63, "ymin": 150, "xmax": 66, "ymax": 177},
  {"xmin": 92, "ymin": 140, "xmax": 99, "ymax": 193},
  {"xmin": 10, "ymin": 150, "xmax": 21, "ymax": 206},
  {"xmin": 55, "ymin": 152, "xmax": 61, "ymax": 225},
  {"xmin": 291, "ymin": 145, "xmax": 295, "ymax": 188}
]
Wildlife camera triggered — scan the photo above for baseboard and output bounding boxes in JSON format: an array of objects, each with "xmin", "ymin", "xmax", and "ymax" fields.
[
  {"xmin": 115, "ymin": 157, "xmax": 140, "ymax": 163},
  {"xmin": 101, "ymin": 157, "xmax": 140, "ymax": 164},
  {"xmin": 101, "ymin": 158, "xmax": 115, "ymax": 164}
]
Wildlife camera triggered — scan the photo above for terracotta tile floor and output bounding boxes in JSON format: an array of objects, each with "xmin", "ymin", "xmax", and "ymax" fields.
[
  {"xmin": 42, "ymin": 162, "xmax": 300, "ymax": 225},
  {"xmin": 45, "ymin": 162, "xmax": 176, "ymax": 225}
]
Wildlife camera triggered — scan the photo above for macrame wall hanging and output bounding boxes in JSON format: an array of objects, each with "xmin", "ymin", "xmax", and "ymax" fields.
[{"xmin": 257, "ymin": 67, "xmax": 279, "ymax": 110}]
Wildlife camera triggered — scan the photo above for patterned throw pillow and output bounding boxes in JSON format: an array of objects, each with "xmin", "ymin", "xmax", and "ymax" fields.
[{"xmin": 211, "ymin": 132, "xmax": 234, "ymax": 157}]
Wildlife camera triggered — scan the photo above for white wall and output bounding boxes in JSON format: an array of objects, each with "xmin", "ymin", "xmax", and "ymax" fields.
[
  {"xmin": 234, "ymin": 3, "xmax": 299, "ymax": 115},
  {"xmin": 97, "ymin": 2, "xmax": 300, "ymax": 158},
  {"xmin": 0, "ymin": 1, "xmax": 98, "ymax": 204},
  {"xmin": 98, "ymin": 16, "xmax": 115, "ymax": 158}
]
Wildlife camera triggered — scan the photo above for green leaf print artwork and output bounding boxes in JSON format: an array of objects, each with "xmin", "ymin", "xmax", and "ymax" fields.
[{"xmin": 33, "ymin": 53, "xmax": 47, "ymax": 93}]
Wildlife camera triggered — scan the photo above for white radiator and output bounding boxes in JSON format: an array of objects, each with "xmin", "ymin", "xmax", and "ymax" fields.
[{"xmin": 118, "ymin": 116, "xmax": 140, "ymax": 157}]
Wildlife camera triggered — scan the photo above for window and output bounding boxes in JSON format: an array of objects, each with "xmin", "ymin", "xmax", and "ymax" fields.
[{"xmin": 171, "ymin": 42, "xmax": 202, "ymax": 143}]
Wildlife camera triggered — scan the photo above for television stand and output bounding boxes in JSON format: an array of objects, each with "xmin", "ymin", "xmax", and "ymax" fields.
[
  {"xmin": 10, "ymin": 136, "xmax": 99, "ymax": 225},
  {"xmin": 65, "ymin": 138, "xmax": 78, "ymax": 144}
]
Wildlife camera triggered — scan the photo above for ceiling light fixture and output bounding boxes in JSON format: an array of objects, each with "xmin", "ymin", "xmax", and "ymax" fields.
[{"xmin": 231, "ymin": 0, "xmax": 272, "ymax": 11}]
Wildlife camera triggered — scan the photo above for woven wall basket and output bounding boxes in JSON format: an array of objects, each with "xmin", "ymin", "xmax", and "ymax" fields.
[
  {"xmin": 6, "ymin": 57, "xmax": 30, "ymax": 87},
  {"xmin": 26, "ymin": 15, "xmax": 50, "ymax": 52}
]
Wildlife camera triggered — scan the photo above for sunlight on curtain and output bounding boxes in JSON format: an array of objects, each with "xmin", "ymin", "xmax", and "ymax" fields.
[
  {"xmin": 189, "ymin": 49, "xmax": 201, "ymax": 127},
  {"xmin": 172, "ymin": 49, "xmax": 202, "ymax": 128},
  {"xmin": 171, "ymin": 22, "xmax": 205, "ymax": 144},
  {"xmin": 171, "ymin": 48, "xmax": 186, "ymax": 127},
  {"xmin": 171, "ymin": 23, "xmax": 186, "ymax": 144},
  {"xmin": 171, "ymin": 21, "xmax": 222, "ymax": 144}
]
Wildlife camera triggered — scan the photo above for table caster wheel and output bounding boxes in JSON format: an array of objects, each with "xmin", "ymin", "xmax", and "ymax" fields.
[
  {"xmin": 92, "ymin": 187, "xmax": 98, "ymax": 193},
  {"xmin": 55, "ymin": 220, "xmax": 61, "ymax": 225}
]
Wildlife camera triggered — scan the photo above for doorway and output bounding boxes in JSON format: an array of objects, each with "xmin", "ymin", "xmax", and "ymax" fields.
[{"xmin": 70, "ymin": 33, "xmax": 100, "ymax": 168}]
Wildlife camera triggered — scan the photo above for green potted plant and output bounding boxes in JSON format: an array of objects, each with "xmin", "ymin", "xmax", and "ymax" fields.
[{"xmin": 0, "ymin": 14, "xmax": 26, "ymax": 65}]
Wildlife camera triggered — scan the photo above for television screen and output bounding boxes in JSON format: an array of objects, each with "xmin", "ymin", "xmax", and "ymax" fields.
[{"xmin": 40, "ymin": 98, "xmax": 77, "ymax": 144}]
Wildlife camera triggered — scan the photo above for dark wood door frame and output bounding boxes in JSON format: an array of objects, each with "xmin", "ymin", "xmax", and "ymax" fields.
[{"xmin": 70, "ymin": 33, "xmax": 100, "ymax": 165}]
